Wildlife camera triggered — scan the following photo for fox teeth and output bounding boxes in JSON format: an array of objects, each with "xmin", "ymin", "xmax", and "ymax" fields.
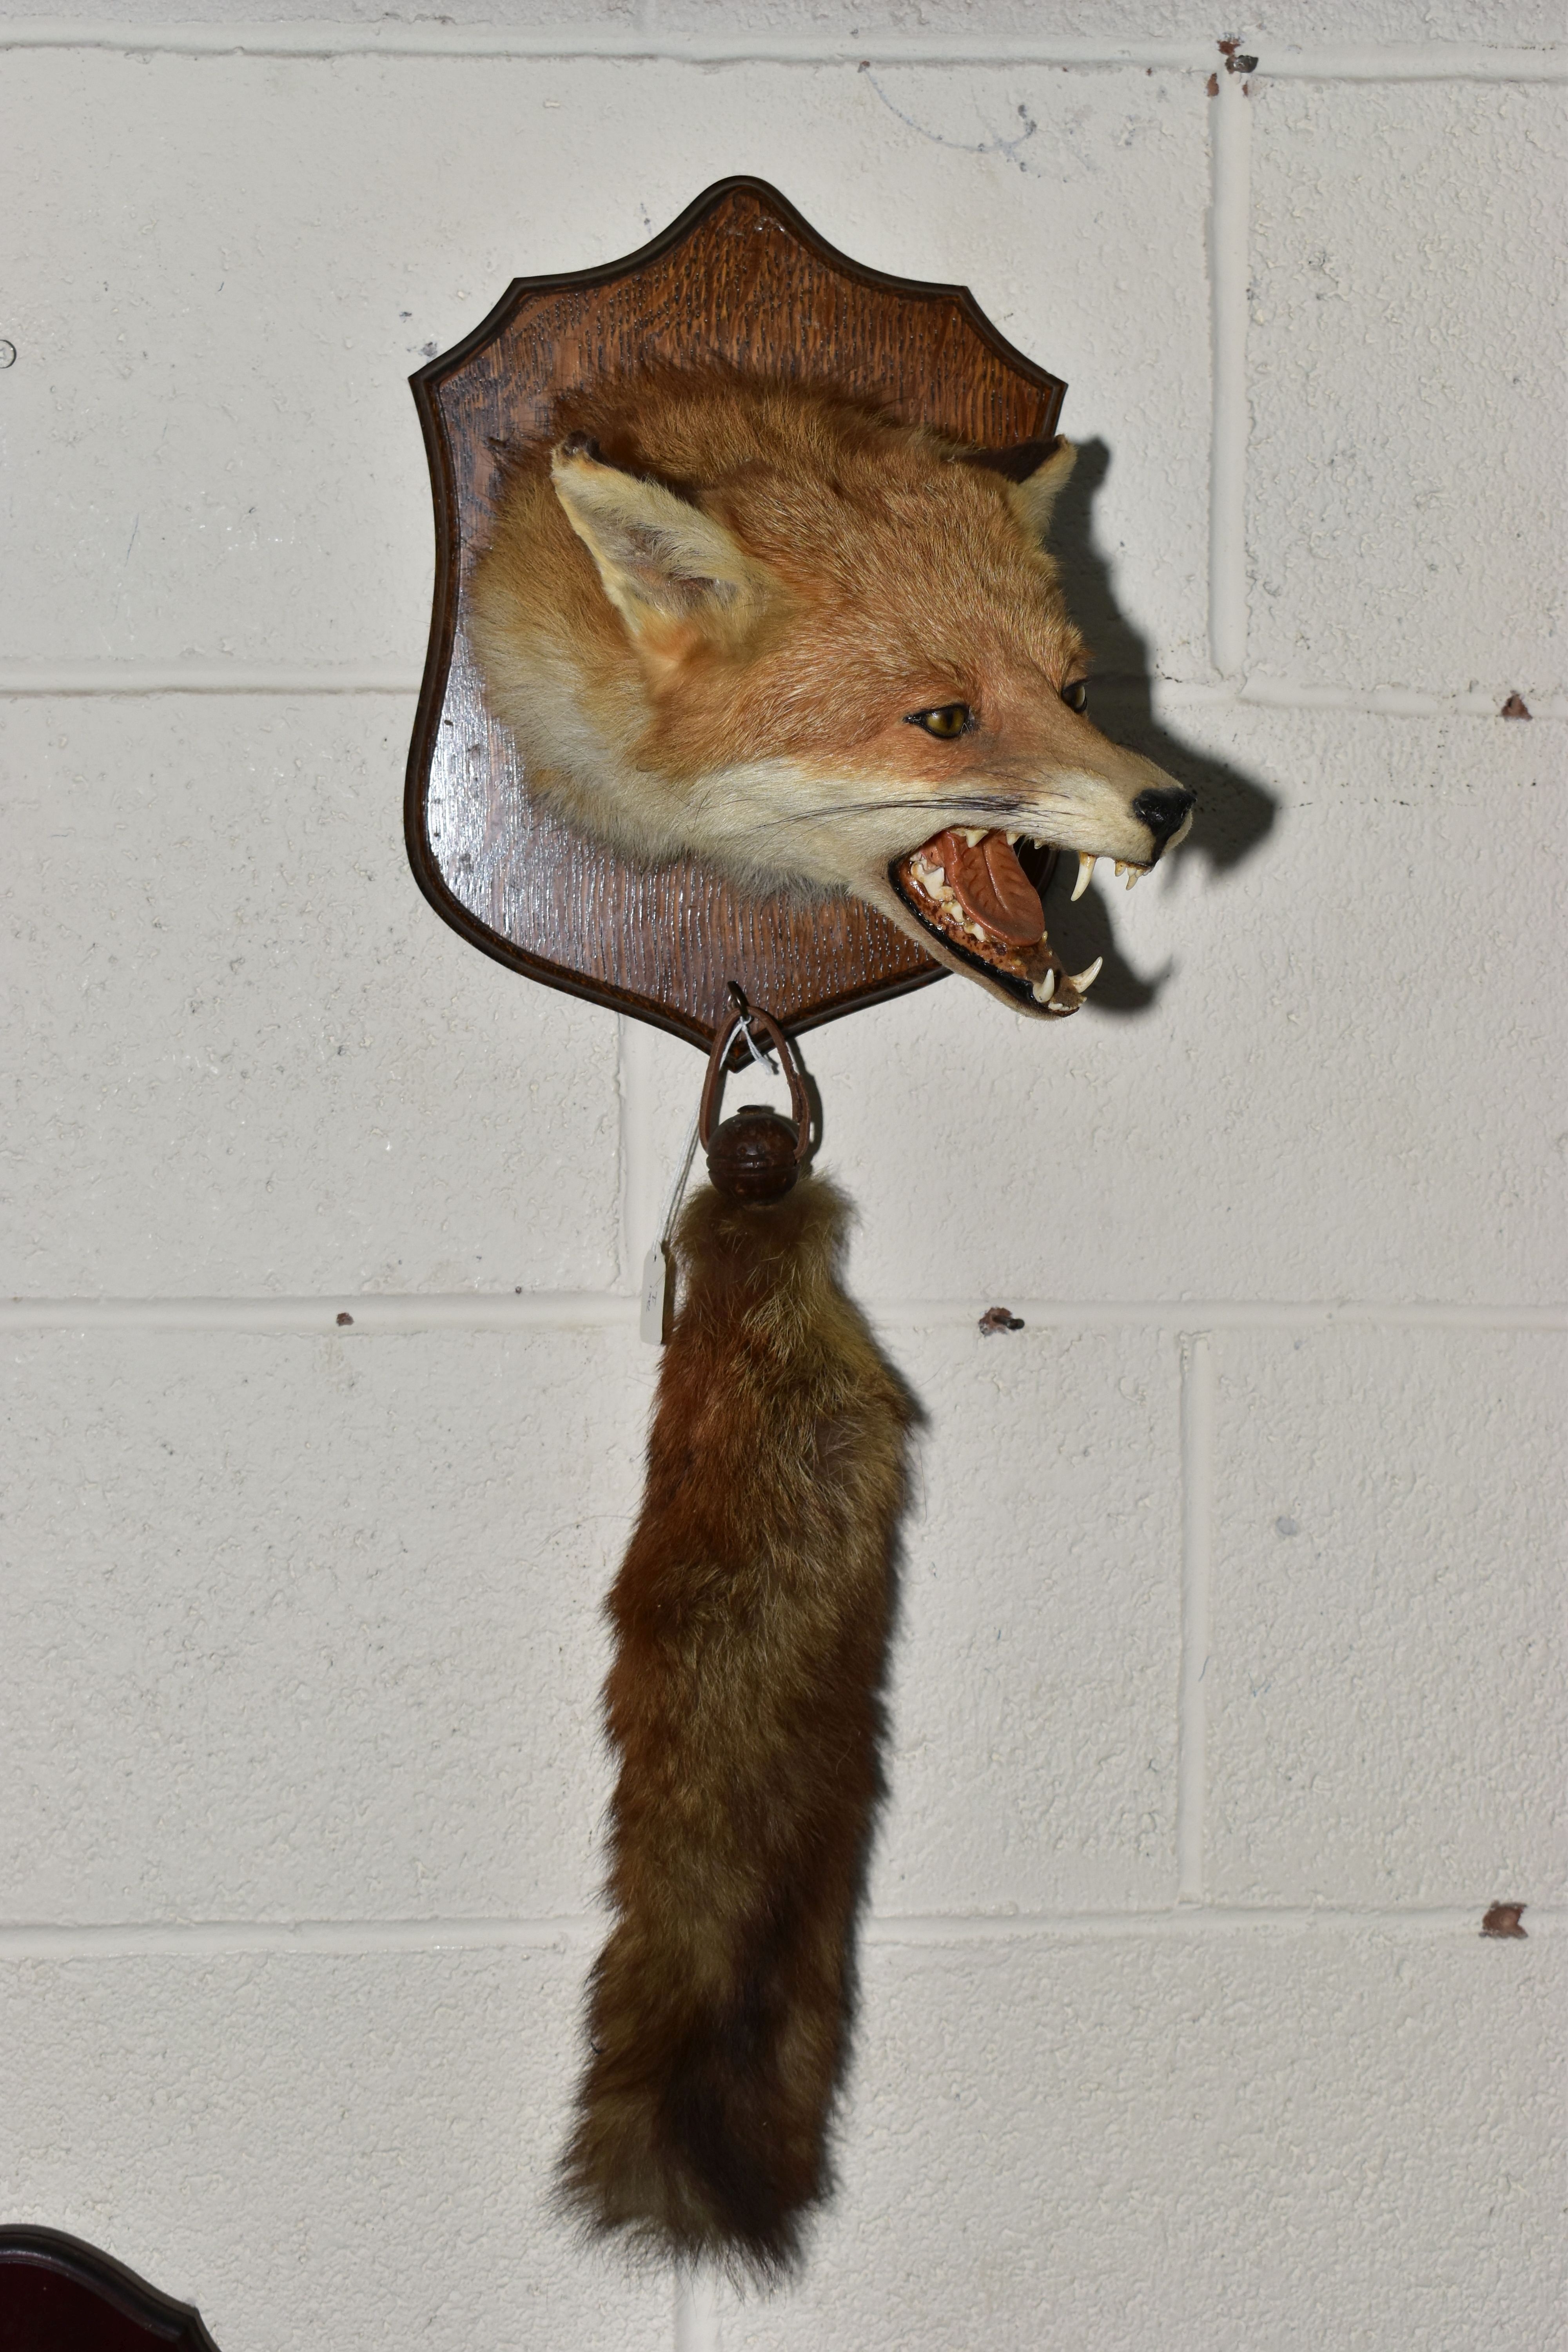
[
  {"xmin": 961, "ymin": 828, "xmax": 986, "ymax": 848},
  {"xmin": 1005, "ymin": 831, "xmax": 1021, "ymax": 846},
  {"xmin": 1125, "ymin": 865, "xmax": 1145, "ymax": 891},
  {"xmin": 1031, "ymin": 971, "xmax": 1056, "ymax": 1005},
  {"xmin": 1072, "ymin": 853, "xmax": 1095, "ymax": 902},
  {"xmin": 1069, "ymin": 956, "xmax": 1103, "ymax": 994},
  {"xmin": 926, "ymin": 863, "xmax": 945, "ymax": 889},
  {"xmin": 1114, "ymin": 860, "xmax": 1127, "ymax": 878}
]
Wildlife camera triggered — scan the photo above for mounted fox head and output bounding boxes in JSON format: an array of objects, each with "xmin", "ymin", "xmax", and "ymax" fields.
[{"xmin": 469, "ymin": 373, "xmax": 1193, "ymax": 1018}]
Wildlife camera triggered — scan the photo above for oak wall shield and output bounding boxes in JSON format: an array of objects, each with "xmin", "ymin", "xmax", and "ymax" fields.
[{"xmin": 406, "ymin": 177, "xmax": 1067, "ymax": 1052}]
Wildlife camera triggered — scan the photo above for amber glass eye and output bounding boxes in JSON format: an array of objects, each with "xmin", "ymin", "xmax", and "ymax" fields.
[
  {"xmin": 1061, "ymin": 679, "xmax": 1089, "ymax": 713},
  {"xmin": 907, "ymin": 703, "xmax": 973, "ymax": 740}
]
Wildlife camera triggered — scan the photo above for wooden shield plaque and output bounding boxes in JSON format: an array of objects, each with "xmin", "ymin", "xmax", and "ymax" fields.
[
  {"xmin": 0, "ymin": 2226, "xmax": 225, "ymax": 2351},
  {"xmin": 405, "ymin": 176, "xmax": 1067, "ymax": 1053}
]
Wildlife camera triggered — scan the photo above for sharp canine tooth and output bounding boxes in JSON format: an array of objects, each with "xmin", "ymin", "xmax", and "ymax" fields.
[
  {"xmin": 1031, "ymin": 971, "xmax": 1056, "ymax": 1005},
  {"xmin": 1069, "ymin": 956, "xmax": 1103, "ymax": 993},
  {"xmin": 962, "ymin": 828, "xmax": 985, "ymax": 848},
  {"xmin": 1072, "ymin": 853, "xmax": 1095, "ymax": 902},
  {"xmin": 1125, "ymin": 865, "xmax": 1142, "ymax": 891},
  {"xmin": 1005, "ymin": 831, "xmax": 1021, "ymax": 845}
]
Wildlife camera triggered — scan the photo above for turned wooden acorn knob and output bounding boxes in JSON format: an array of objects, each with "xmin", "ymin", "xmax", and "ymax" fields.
[
  {"xmin": 706, "ymin": 1105, "xmax": 802, "ymax": 1203},
  {"xmin": 699, "ymin": 991, "xmax": 813, "ymax": 1207}
]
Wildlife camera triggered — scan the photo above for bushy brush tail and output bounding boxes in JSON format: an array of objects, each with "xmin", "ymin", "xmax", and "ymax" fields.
[{"xmin": 561, "ymin": 1176, "xmax": 914, "ymax": 2278}]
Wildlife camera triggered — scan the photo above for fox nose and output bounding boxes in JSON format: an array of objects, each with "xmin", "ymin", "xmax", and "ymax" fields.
[{"xmin": 1131, "ymin": 786, "xmax": 1196, "ymax": 849}]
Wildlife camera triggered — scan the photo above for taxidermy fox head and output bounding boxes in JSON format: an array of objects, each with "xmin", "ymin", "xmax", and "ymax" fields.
[{"xmin": 469, "ymin": 373, "xmax": 1193, "ymax": 1017}]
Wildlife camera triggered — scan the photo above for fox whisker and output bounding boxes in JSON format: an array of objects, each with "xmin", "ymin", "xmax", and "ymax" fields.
[{"xmin": 765, "ymin": 794, "xmax": 1032, "ymax": 831}]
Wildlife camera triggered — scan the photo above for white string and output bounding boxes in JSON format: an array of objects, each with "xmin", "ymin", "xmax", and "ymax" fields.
[
  {"xmin": 657, "ymin": 1012, "xmax": 774, "ymax": 1247},
  {"xmin": 657, "ymin": 1111, "xmax": 702, "ymax": 1249},
  {"xmin": 641, "ymin": 1009, "xmax": 788, "ymax": 1346},
  {"xmin": 737, "ymin": 1016, "xmax": 780, "ymax": 1078}
]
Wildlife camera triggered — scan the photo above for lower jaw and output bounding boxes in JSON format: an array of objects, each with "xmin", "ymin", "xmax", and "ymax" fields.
[{"xmin": 887, "ymin": 840, "xmax": 1089, "ymax": 1015}]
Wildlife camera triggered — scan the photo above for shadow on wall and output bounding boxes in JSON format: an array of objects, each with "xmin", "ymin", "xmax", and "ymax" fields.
[{"xmin": 1042, "ymin": 436, "xmax": 1278, "ymax": 1015}]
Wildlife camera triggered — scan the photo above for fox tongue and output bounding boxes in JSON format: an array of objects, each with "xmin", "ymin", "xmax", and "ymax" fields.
[{"xmin": 931, "ymin": 828, "xmax": 1046, "ymax": 946}]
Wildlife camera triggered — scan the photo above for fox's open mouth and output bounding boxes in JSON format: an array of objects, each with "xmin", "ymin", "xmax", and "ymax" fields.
[{"xmin": 889, "ymin": 827, "xmax": 1147, "ymax": 1013}]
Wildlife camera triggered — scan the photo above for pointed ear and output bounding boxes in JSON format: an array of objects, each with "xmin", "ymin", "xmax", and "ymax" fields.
[
  {"xmin": 1001, "ymin": 435, "xmax": 1072, "ymax": 539},
  {"xmin": 1006, "ymin": 437, "xmax": 1076, "ymax": 543},
  {"xmin": 968, "ymin": 435, "xmax": 1078, "ymax": 543},
  {"xmin": 550, "ymin": 436, "xmax": 771, "ymax": 641}
]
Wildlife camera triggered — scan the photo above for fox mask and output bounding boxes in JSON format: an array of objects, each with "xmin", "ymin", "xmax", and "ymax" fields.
[{"xmin": 470, "ymin": 374, "xmax": 1193, "ymax": 1017}]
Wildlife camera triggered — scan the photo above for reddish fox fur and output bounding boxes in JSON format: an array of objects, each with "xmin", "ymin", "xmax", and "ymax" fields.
[
  {"xmin": 470, "ymin": 369, "xmax": 1194, "ymax": 1018},
  {"xmin": 562, "ymin": 1175, "xmax": 914, "ymax": 2277}
]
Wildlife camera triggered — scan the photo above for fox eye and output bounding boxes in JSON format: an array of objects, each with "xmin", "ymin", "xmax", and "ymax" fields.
[
  {"xmin": 1061, "ymin": 679, "xmax": 1089, "ymax": 713},
  {"xmin": 907, "ymin": 703, "xmax": 973, "ymax": 740}
]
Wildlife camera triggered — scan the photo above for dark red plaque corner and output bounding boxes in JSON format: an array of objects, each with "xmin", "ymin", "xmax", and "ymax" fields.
[
  {"xmin": 405, "ymin": 176, "xmax": 1066, "ymax": 1053},
  {"xmin": 0, "ymin": 2226, "xmax": 225, "ymax": 2350}
]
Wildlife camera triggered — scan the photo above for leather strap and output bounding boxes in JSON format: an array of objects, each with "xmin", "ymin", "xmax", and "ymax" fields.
[{"xmin": 699, "ymin": 991, "xmax": 812, "ymax": 1163}]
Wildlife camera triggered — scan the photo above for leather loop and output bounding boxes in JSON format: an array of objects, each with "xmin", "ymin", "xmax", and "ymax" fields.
[{"xmin": 699, "ymin": 991, "xmax": 812, "ymax": 1163}]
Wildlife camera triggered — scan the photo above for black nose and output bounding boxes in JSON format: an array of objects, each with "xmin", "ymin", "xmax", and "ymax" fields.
[{"xmin": 1131, "ymin": 786, "xmax": 1195, "ymax": 847}]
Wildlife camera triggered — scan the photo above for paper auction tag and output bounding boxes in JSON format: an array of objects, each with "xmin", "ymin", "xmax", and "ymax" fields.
[{"xmin": 639, "ymin": 1239, "xmax": 673, "ymax": 1346}]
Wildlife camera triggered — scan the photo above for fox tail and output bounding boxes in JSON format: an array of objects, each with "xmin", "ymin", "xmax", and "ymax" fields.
[{"xmin": 560, "ymin": 1176, "xmax": 914, "ymax": 2278}]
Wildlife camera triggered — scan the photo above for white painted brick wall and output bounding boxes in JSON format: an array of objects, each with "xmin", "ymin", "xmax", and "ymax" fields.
[
  {"xmin": 1, "ymin": 8, "xmax": 1562, "ymax": 2348},
  {"xmin": 2, "ymin": 699, "xmax": 622, "ymax": 1293}
]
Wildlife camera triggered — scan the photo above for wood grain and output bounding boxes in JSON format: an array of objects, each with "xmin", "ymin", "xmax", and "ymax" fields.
[{"xmin": 406, "ymin": 177, "xmax": 1066, "ymax": 1053}]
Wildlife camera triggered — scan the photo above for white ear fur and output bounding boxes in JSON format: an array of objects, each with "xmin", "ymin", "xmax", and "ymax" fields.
[
  {"xmin": 1007, "ymin": 438, "xmax": 1077, "ymax": 543},
  {"xmin": 551, "ymin": 443, "xmax": 768, "ymax": 638}
]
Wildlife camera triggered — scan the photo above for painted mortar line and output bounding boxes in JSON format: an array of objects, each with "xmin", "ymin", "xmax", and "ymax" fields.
[
  {"xmin": 0, "ymin": 1294, "xmax": 642, "ymax": 1333},
  {"xmin": 0, "ymin": 25, "xmax": 1563, "ymax": 77},
  {"xmin": 0, "ymin": 1918, "xmax": 600, "ymax": 1959},
  {"xmin": 1246, "ymin": 42, "xmax": 1568, "ymax": 83},
  {"xmin": 1228, "ymin": 679, "xmax": 1568, "ymax": 718},
  {"xmin": 2, "ymin": 1908, "xmax": 1555, "ymax": 1960},
  {"xmin": 1207, "ymin": 70, "xmax": 1250, "ymax": 682},
  {"xmin": 0, "ymin": 28, "xmax": 1251, "ymax": 65},
  {"xmin": 3, "ymin": 1298, "xmax": 1564, "ymax": 1335},
  {"xmin": 673, "ymin": 2269, "xmax": 721, "ymax": 2352},
  {"xmin": 867, "ymin": 1906, "xmax": 1566, "ymax": 1944},
  {"xmin": 1176, "ymin": 1333, "xmax": 1215, "ymax": 1904},
  {"xmin": 617, "ymin": 1016, "xmax": 668, "ymax": 1299},
  {"xmin": 0, "ymin": 665, "xmax": 419, "ymax": 696},
  {"xmin": 869, "ymin": 1300, "xmax": 1568, "ymax": 1331},
  {"xmin": 1140, "ymin": 681, "xmax": 1568, "ymax": 720},
  {"xmin": 615, "ymin": 1017, "xmax": 635, "ymax": 1296},
  {"xmin": 3, "ymin": 668, "xmax": 1563, "ymax": 720}
]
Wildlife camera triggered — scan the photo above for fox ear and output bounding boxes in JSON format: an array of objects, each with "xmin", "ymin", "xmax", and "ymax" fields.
[
  {"xmin": 1006, "ymin": 437, "xmax": 1077, "ymax": 543},
  {"xmin": 969, "ymin": 435, "xmax": 1078, "ymax": 543},
  {"xmin": 550, "ymin": 436, "xmax": 770, "ymax": 641}
]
